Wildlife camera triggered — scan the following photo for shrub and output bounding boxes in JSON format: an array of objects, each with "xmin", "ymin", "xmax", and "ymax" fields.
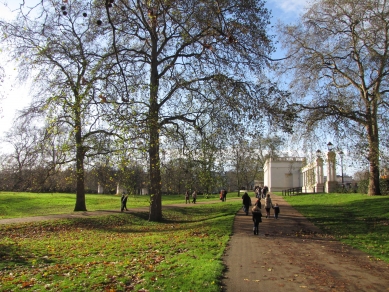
[{"xmin": 357, "ymin": 178, "xmax": 389, "ymax": 195}]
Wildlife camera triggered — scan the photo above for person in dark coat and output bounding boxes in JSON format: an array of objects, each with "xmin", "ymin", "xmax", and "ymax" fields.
[
  {"xmin": 121, "ymin": 193, "xmax": 129, "ymax": 212},
  {"xmin": 273, "ymin": 203, "xmax": 280, "ymax": 219},
  {"xmin": 252, "ymin": 205, "xmax": 262, "ymax": 235},
  {"xmin": 242, "ymin": 192, "xmax": 251, "ymax": 215},
  {"xmin": 254, "ymin": 198, "xmax": 261, "ymax": 209},
  {"xmin": 262, "ymin": 186, "xmax": 269, "ymax": 198},
  {"xmin": 222, "ymin": 189, "xmax": 227, "ymax": 201}
]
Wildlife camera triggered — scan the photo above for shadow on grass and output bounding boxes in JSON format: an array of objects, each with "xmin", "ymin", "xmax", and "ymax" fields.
[
  {"xmin": 289, "ymin": 195, "xmax": 389, "ymax": 236},
  {"xmin": 1, "ymin": 204, "xmax": 239, "ymax": 235},
  {"xmin": 0, "ymin": 243, "xmax": 56, "ymax": 268}
]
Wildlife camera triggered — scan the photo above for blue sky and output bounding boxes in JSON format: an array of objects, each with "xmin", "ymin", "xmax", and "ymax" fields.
[{"xmin": 0, "ymin": 0, "xmax": 309, "ymax": 142}]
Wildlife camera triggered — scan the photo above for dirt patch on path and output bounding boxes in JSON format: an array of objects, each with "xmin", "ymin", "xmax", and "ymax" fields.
[{"xmin": 221, "ymin": 195, "xmax": 389, "ymax": 292}]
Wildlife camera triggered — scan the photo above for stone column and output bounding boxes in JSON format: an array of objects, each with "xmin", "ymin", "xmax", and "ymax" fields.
[
  {"xmin": 316, "ymin": 157, "xmax": 324, "ymax": 184},
  {"xmin": 325, "ymin": 151, "xmax": 337, "ymax": 192},
  {"xmin": 98, "ymin": 182, "xmax": 104, "ymax": 194}
]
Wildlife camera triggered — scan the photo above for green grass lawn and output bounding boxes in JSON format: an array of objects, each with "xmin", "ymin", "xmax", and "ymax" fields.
[
  {"xmin": 282, "ymin": 193, "xmax": 389, "ymax": 263},
  {"xmin": 1, "ymin": 191, "xmax": 389, "ymax": 291},
  {"xmin": 0, "ymin": 201, "xmax": 240, "ymax": 291},
  {"xmin": 0, "ymin": 192, "xmax": 230, "ymax": 219}
]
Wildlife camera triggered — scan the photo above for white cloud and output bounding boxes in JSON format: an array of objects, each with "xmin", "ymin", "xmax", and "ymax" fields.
[
  {"xmin": 269, "ymin": 0, "xmax": 310, "ymax": 13},
  {"xmin": 267, "ymin": 0, "xmax": 313, "ymax": 23}
]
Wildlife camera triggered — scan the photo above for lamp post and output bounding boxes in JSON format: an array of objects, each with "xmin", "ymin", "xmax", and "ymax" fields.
[
  {"xmin": 327, "ymin": 142, "xmax": 334, "ymax": 151},
  {"xmin": 339, "ymin": 151, "xmax": 344, "ymax": 184}
]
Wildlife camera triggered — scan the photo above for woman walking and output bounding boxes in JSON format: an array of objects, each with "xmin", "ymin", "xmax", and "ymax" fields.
[
  {"xmin": 242, "ymin": 192, "xmax": 251, "ymax": 215},
  {"xmin": 264, "ymin": 194, "xmax": 272, "ymax": 218}
]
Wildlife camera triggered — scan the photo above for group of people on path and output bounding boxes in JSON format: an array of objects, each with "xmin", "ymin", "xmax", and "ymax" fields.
[
  {"xmin": 242, "ymin": 191, "xmax": 280, "ymax": 235},
  {"xmin": 185, "ymin": 190, "xmax": 197, "ymax": 204},
  {"xmin": 254, "ymin": 185, "xmax": 269, "ymax": 199}
]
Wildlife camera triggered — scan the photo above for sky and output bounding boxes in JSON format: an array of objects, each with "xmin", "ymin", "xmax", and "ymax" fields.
[{"xmin": 0, "ymin": 0, "xmax": 310, "ymax": 149}]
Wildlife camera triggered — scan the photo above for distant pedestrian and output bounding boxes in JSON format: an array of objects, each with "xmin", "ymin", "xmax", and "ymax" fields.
[
  {"xmin": 254, "ymin": 198, "xmax": 261, "ymax": 209},
  {"xmin": 242, "ymin": 192, "xmax": 251, "ymax": 215},
  {"xmin": 121, "ymin": 193, "xmax": 129, "ymax": 212},
  {"xmin": 264, "ymin": 194, "xmax": 272, "ymax": 218},
  {"xmin": 273, "ymin": 203, "xmax": 280, "ymax": 219},
  {"xmin": 251, "ymin": 205, "xmax": 262, "ymax": 235},
  {"xmin": 185, "ymin": 190, "xmax": 191, "ymax": 204},
  {"xmin": 263, "ymin": 186, "xmax": 269, "ymax": 198},
  {"xmin": 255, "ymin": 187, "xmax": 261, "ymax": 199},
  {"xmin": 192, "ymin": 190, "xmax": 197, "ymax": 204},
  {"xmin": 222, "ymin": 189, "xmax": 227, "ymax": 202}
]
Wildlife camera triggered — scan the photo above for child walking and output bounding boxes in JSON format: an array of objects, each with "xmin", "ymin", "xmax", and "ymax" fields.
[
  {"xmin": 252, "ymin": 205, "xmax": 262, "ymax": 235},
  {"xmin": 273, "ymin": 203, "xmax": 280, "ymax": 219}
]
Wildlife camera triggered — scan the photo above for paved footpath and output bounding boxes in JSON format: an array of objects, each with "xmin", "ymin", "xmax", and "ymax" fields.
[{"xmin": 221, "ymin": 195, "xmax": 389, "ymax": 292}]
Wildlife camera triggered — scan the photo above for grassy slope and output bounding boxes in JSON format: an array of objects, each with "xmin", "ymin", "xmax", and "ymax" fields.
[{"xmin": 283, "ymin": 193, "xmax": 389, "ymax": 263}]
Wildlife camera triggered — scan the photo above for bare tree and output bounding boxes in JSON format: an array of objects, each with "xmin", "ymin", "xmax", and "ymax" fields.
[
  {"xmin": 0, "ymin": 1, "xmax": 118, "ymax": 210},
  {"xmin": 101, "ymin": 0, "xmax": 292, "ymax": 220},
  {"xmin": 278, "ymin": 0, "xmax": 389, "ymax": 195}
]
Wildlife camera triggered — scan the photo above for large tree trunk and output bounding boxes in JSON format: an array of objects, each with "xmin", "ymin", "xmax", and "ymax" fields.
[
  {"xmin": 148, "ymin": 112, "xmax": 162, "ymax": 221},
  {"xmin": 367, "ymin": 103, "xmax": 381, "ymax": 196},
  {"xmin": 74, "ymin": 109, "xmax": 87, "ymax": 211},
  {"xmin": 148, "ymin": 34, "xmax": 162, "ymax": 221}
]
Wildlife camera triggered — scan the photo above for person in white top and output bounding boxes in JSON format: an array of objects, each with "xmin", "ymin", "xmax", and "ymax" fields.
[{"xmin": 264, "ymin": 194, "xmax": 272, "ymax": 218}]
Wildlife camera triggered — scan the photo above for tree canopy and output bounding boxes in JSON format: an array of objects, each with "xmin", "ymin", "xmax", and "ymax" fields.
[
  {"xmin": 278, "ymin": 0, "xmax": 389, "ymax": 195},
  {"xmin": 1, "ymin": 0, "xmax": 294, "ymax": 220}
]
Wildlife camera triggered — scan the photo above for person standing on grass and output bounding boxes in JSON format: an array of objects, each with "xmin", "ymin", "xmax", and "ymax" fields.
[
  {"xmin": 273, "ymin": 203, "xmax": 280, "ymax": 219},
  {"xmin": 185, "ymin": 190, "xmax": 191, "ymax": 204},
  {"xmin": 264, "ymin": 194, "xmax": 272, "ymax": 218},
  {"xmin": 242, "ymin": 192, "xmax": 251, "ymax": 215},
  {"xmin": 121, "ymin": 193, "xmax": 129, "ymax": 212},
  {"xmin": 222, "ymin": 189, "xmax": 227, "ymax": 202},
  {"xmin": 192, "ymin": 190, "xmax": 197, "ymax": 204},
  {"xmin": 251, "ymin": 205, "xmax": 262, "ymax": 235}
]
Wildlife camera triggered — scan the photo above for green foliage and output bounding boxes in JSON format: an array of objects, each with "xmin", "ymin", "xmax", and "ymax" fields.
[
  {"xmin": 283, "ymin": 193, "xmax": 389, "ymax": 263},
  {"xmin": 357, "ymin": 179, "xmax": 389, "ymax": 195},
  {"xmin": 0, "ymin": 202, "xmax": 240, "ymax": 291}
]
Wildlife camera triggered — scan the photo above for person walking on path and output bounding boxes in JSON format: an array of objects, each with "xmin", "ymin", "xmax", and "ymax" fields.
[
  {"xmin": 185, "ymin": 191, "xmax": 191, "ymax": 204},
  {"xmin": 120, "ymin": 193, "xmax": 129, "ymax": 212},
  {"xmin": 192, "ymin": 190, "xmax": 197, "ymax": 204},
  {"xmin": 251, "ymin": 204, "xmax": 262, "ymax": 235},
  {"xmin": 273, "ymin": 203, "xmax": 280, "ymax": 219},
  {"xmin": 262, "ymin": 185, "xmax": 268, "ymax": 198},
  {"xmin": 242, "ymin": 192, "xmax": 251, "ymax": 215},
  {"xmin": 264, "ymin": 193, "xmax": 272, "ymax": 218},
  {"xmin": 254, "ymin": 198, "xmax": 261, "ymax": 209}
]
